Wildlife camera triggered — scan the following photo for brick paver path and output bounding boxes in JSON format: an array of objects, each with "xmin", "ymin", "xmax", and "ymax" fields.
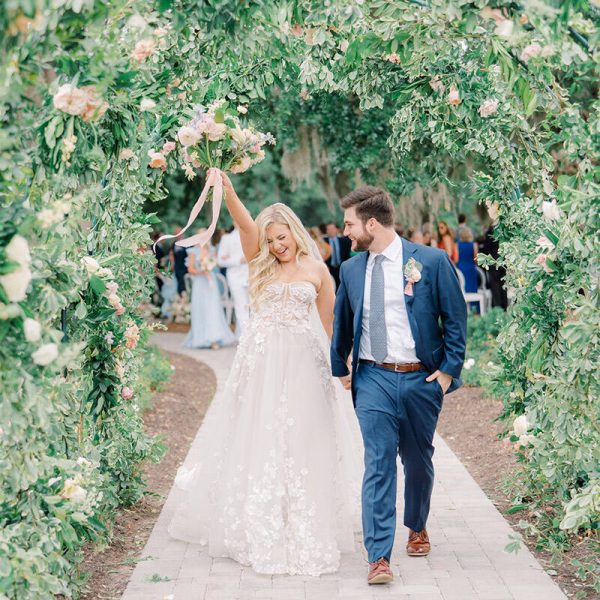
[{"xmin": 121, "ymin": 333, "xmax": 566, "ymax": 600}]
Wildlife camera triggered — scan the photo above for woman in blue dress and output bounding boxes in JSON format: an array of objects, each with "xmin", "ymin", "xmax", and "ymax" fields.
[
  {"xmin": 456, "ymin": 228, "xmax": 479, "ymax": 313},
  {"xmin": 185, "ymin": 240, "xmax": 236, "ymax": 349}
]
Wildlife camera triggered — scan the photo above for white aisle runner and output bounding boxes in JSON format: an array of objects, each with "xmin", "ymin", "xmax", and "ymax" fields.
[{"xmin": 120, "ymin": 332, "xmax": 566, "ymax": 600}]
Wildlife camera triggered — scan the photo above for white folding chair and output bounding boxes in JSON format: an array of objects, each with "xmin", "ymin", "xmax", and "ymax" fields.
[
  {"xmin": 456, "ymin": 268, "xmax": 486, "ymax": 315},
  {"xmin": 214, "ymin": 271, "xmax": 234, "ymax": 326},
  {"xmin": 476, "ymin": 266, "xmax": 493, "ymax": 313}
]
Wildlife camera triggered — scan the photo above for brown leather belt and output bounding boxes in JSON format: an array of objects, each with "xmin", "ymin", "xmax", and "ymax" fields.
[{"xmin": 359, "ymin": 359, "xmax": 423, "ymax": 373}]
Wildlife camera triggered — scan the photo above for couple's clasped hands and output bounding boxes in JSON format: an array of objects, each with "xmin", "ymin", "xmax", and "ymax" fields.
[{"xmin": 339, "ymin": 369, "xmax": 452, "ymax": 393}]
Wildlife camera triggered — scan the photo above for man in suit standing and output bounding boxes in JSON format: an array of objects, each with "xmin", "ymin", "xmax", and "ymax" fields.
[
  {"xmin": 170, "ymin": 226, "xmax": 188, "ymax": 295},
  {"xmin": 331, "ymin": 186, "xmax": 467, "ymax": 585},
  {"xmin": 324, "ymin": 222, "xmax": 351, "ymax": 287}
]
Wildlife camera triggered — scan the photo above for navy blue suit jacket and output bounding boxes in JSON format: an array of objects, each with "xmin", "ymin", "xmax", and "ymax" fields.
[{"xmin": 331, "ymin": 238, "xmax": 467, "ymax": 405}]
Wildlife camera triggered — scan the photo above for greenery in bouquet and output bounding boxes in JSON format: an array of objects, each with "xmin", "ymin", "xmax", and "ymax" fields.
[{"xmin": 173, "ymin": 100, "xmax": 276, "ymax": 179}]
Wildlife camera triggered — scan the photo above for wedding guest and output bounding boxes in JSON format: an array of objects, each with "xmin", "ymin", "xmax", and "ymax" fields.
[
  {"xmin": 394, "ymin": 223, "xmax": 405, "ymax": 237},
  {"xmin": 456, "ymin": 213, "xmax": 473, "ymax": 242},
  {"xmin": 437, "ymin": 221, "xmax": 458, "ymax": 263},
  {"xmin": 186, "ymin": 233, "xmax": 236, "ymax": 350},
  {"xmin": 309, "ymin": 227, "xmax": 332, "ymax": 262},
  {"xmin": 422, "ymin": 222, "xmax": 433, "ymax": 246},
  {"xmin": 480, "ymin": 224, "xmax": 508, "ymax": 309},
  {"xmin": 457, "ymin": 228, "xmax": 479, "ymax": 312},
  {"xmin": 407, "ymin": 227, "xmax": 425, "ymax": 244},
  {"xmin": 169, "ymin": 226, "xmax": 189, "ymax": 295},
  {"xmin": 217, "ymin": 224, "xmax": 250, "ymax": 338},
  {"xmin": 324, "ymin": 222, "xmax": 351, "ymax": 286}
]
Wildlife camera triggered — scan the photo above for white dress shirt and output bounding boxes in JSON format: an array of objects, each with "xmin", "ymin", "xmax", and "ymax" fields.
[
  {"xmin": 359, "ymin": 235, "xmax": 419, "ymax": 364},
  {"xmin": 217, "ymin": 230, "xmax": 249, "ymax": 283}
]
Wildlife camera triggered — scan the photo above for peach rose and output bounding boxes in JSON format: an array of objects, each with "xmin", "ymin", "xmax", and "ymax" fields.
[
  {"xmin": 80, "ymin": 86, "xmax": 108, "ymax": 122},
  {"xmin": 478, "ymin": 98, "xmax": 499, "ymax": 117},
  {"xmin": 520, "ymin": 43, "xmax": 542, "ymax": 62},
  {"xmin": 131, "ymin": 38, "xmax": 155, "ymax": 62},
  {"xmin": 162, "ymin": 141, "xmax": 176, "ymax": 154},
  {"xmin": 148, "ymin": 150, "xmax": 167, "ymax": 170},
  {"xmin": 447, "ymin": 86, "xmax": 461, "ymax": 106},
  {"xmin": 53, "ymin": 84, "xmax": 88, "ymax": 116},
  {"xmin": 230, "ymin": 156, "xmax": 252, "ymax": 174}
]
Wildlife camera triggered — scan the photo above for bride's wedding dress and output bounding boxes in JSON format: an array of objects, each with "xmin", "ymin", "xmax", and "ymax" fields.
[{"xmin": 169, "ymin": 280, "xmax": 363, "ymax": 576}]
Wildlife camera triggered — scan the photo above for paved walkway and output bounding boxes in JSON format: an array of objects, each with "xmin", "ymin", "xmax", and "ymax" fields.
[{"xmin": 121, "ymin": 332, "xmax": 566, "ymax": 600}]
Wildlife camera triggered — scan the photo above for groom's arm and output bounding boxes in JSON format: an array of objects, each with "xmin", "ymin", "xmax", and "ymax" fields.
[
  {"xmin": 331, "ymin": 266, "xmax": 354, "ymax": 377},
  {"xmin": 436, "ymin": 254, "xmax": 468, "ymax": 379}
]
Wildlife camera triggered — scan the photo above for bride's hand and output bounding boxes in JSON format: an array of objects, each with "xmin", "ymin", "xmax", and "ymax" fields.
[
  {"xmin": 339, "ymin": 375, "xmax": 352, "ymax": 391},
  {"xmin": 220, "ymin": 172, "xmax": 235, "ymax": 195}
]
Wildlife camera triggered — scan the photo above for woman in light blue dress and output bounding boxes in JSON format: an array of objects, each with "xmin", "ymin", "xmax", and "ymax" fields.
[{"xmin": 185, "ymin": 244, "xmax": 236, "ymax": 349}]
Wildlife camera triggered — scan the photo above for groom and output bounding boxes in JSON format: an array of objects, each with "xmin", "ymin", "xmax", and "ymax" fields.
[{"xmin": 331, "ymin": 186, "xmax": 467, "ymax": 585}]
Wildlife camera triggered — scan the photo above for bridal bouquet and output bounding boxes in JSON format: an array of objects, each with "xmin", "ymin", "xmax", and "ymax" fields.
[
  {"xmin": 155, "ymin": 100, "xmax": 276, "ymax": 250},
  {"xmin": 177, "ymin": 100, "xmax": 275, "ymax": 178},
  {"xmin": 199, "ymin": 254, "xmax": 217, "ymax": 274}
]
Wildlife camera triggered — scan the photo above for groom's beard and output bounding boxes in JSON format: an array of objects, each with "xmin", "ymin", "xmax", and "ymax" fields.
[{"xmin": 352, "ymin": 230, "xmax": 374, "ymax": 252}]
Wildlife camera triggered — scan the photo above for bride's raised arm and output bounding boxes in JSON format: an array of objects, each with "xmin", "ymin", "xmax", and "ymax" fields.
[{"xmin": 220, "ymin": 172, "xmax": 260, "ymax": 262}]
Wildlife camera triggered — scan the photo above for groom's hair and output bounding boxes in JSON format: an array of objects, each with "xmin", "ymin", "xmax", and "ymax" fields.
[{"xmin": 340, "ymin": 186, "xmax": 395, "ymax": 227}]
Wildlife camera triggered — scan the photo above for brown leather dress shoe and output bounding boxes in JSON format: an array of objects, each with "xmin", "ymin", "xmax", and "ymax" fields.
[
  {"xmin": 368, "ymin": 557, "xmax": 394, "ymax": 585},
  {"xmin": 407, "ymin": 529, "xmax": 431, "ymax": 556}
]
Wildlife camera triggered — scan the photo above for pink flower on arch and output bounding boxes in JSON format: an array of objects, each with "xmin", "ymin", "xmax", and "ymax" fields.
[
  {"xmin": 131, "ymin": 38, "xmax": 155, "ymax": 62},
  {"xmin": 121, "ymin": 387, "xmax": 134, "ymax": 400}
]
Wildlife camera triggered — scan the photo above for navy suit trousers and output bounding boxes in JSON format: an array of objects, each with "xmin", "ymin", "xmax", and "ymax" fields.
[{"xmin": 354, "ymin": 362, "xmax": 443, "ymax": 562}]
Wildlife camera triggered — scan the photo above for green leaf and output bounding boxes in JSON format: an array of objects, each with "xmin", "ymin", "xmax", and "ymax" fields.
[{"xmin": 89, "ymin": 275, "xmax": 107, "ymax": 295}]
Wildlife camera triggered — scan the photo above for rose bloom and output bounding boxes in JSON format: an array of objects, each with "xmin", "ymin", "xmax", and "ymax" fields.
[
  {"xmin": 536, "ymin": 235, "xmax": 554, "ymax": 251},
  {"xmin": 447, "ymin": 86, "xmax": 461, "ymax": 106},
  {"xmin": 131, "ymin": 38, "xmax": 155, "ymax": 62},
  {"xmin": 0, "ymin": 267, "xmax": 32, "ymax": 302},
  {"xmin": 121, "ymin": 387, "xmax": 134, "ymax": 400},
  {"xmin": 534, "ymin": 253, "xmax": 553, "ymax": 273},
  {"xmin": 494, "ymin": 20, "xmax": 513, "ymax": 37},
  {"xmin": 115, "ymin": 305, "xmax": 126, "ymax": 316},
  {"xmin": 542, "ymin": 200, "xmax": 560, "ymax": 221},
  {"xmin": 178, "ymin": 125, "xmax": 201, "ymax": 147},
  {"xmin": 60, "ymin": 479, "xmax": 87, "ymax": 502},
  {"xmin": 119, "ymin": 148, "xmax": 135, "ymax": 161},
  {"xmin": 197, "ymin": 118, "xmax": 227, "ymax": 141},
  {"xmin": 140, "ymin": 98, "xmax": 156, "ymax": 111},
  {"xmin": 230, "ymin": 156, "xmax": 252, "ymax": 174},
  {"xmin": 478, "ymin": 98, "xmax": 499, "ymax": 118},
  {"xmin": 148, "ymin": 150, "xmax": 167, "ymax": 170},
  {"xmin": 385, "ymin": 53, "xmax": 401, "ymax": 64},
  {"xmin": 6, "ymin": 235, "xmax": 31, "ymax": 266},
  {"xmin": 236, "ymin": 105, "xmax": 248, "ymax": 114},
  {"xmin": 162, "ymin": 141, "xmax": 176, "ymax": 155},
  {"xmin": 106, "ymin": 281, "xmax": 119, "ymax": 295},
  {"xmin": 53, "ymin": 84, "xmax": 89, "ymax": 116},
  {"xmin": 32, "ymin": 343, "xmax": 59, "ymax": 366},
  {"xmin": 24, "ymin": 318, "xmax": 42, "ymax": 342},
  {"xmin": 429, "ymin": 77, "xmax": 445, "ymax": 93},
  {"xmin": 520, "ymin": 43, "xmax": 542, "ymax": 62},
  {"xmin": 81, "ymin": 256, "xmax": 100, "ymax": 273},
  {"xmin": 513, "ymin": 415, "xmax": 529, "ymax": 437},
  {"xmin": 80, "ymin": 86, "xmax": 108, "ymax": 122}
]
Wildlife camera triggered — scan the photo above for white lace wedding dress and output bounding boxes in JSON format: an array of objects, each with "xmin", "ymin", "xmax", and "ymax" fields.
[{"xmin": 168, "ymin": 280, "xmax": 363, "ymax": 576}]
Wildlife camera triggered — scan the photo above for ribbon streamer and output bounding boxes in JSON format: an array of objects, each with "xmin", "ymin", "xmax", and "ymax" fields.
[{"xmin": 153, "ymin": 167, "xmax": 224, "ymax": 252}]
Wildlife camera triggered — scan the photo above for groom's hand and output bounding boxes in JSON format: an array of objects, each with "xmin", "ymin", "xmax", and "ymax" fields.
[
  {"xmin": 426, "ymin": 370, "xmax": 452, "ymax": 394},
  {"xmin": 339, "ymin": 375, "xmax": 352, "ymax": 390}
]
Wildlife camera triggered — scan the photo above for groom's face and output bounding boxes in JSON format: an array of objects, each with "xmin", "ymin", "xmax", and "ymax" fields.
[{"xmin": 343, "ymin": 208, "xmax": 374, "ymax": 252}]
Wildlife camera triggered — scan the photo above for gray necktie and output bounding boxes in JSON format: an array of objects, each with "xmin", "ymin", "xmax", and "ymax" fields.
[{"xmin": 370, "ymin": 254, "xmax": 387, "ymax": 362}]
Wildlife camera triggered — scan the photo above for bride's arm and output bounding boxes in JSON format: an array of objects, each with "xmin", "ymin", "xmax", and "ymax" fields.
[
  {"xmin": 220, "ymin": 172, "xmax": 260, "ymax": 262},
  {"xmin": 316, "ymin": 262, "xmax": 335, "ymax": 339}
]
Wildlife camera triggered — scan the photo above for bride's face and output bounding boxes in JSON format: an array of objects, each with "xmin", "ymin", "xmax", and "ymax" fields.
[{"xmin": 266, "ymin": 223, "xmax": 297, "ymax": 263}]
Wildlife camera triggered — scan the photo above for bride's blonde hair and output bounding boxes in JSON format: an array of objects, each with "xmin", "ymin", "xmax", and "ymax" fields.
[{"xmin": 249, "ymin": 203, "xmax": 311, "ymax": 306}]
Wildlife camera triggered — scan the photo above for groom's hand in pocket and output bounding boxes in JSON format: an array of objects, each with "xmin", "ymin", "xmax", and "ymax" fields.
[
  {"xmin": 426, "ymin": 370, "xmax": 452, "ymax": 394},
  {"xmin": 339, "ymin": 375, "xmax": 352, "ymax": 390}
]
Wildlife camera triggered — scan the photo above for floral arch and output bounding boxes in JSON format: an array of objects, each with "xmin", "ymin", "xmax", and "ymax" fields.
[{"xmin": 0, "ymin": 0, "xmax": 597, "ymax": 596}]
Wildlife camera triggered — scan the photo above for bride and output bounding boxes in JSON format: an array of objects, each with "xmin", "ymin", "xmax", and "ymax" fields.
[{"xmin": 168, "ymin": 173, "xmax": 362, "ymax": 576}]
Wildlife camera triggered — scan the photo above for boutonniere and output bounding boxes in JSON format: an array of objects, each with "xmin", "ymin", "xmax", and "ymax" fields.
[{"xmin": 404, "ymin": 258, "xmax": 423, "ymax": 296}]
